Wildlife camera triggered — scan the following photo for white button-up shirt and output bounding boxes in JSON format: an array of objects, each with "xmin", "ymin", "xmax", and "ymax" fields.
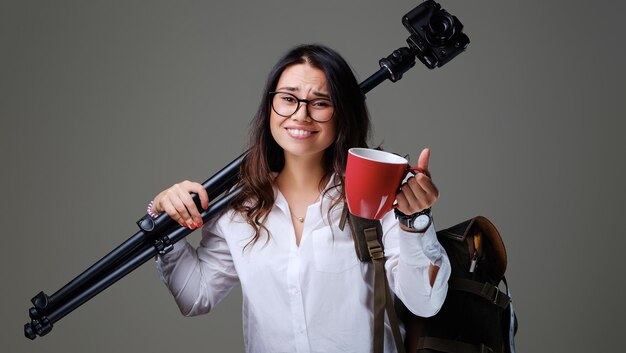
[{"xmin": 156, "ymin": 180, "xmax": 450, "ymax": 353}]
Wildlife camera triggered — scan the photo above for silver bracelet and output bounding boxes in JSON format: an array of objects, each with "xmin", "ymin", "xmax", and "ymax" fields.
[{"xmin": 147, "ymin": 201, "xmax": 162, "ymax": 219}]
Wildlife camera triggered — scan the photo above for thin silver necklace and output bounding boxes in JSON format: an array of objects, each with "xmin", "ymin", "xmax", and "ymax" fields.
[
  {"xmin": 289, "ymin": 192, "xmax": 321, "ymax": 223},
  {"xmin": 292, "ymin": 214, "xmax": 305, "ymax": 223}
]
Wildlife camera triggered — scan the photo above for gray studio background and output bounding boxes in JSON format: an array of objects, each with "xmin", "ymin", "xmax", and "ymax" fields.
[{"xmin": 2, "ymin": 0, "xmax": 625, "ymax": 352}]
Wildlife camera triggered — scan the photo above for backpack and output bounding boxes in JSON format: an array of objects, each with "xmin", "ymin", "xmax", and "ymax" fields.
[{"xmin": 340, "ymin": 210, "xmax": 518, "ymax": 353}]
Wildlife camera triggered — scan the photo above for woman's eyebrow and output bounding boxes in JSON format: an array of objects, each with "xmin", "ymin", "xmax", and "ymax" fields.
[
  {"xmin": 276, "ymin": 86, "xmax": 330, "ymax": 99},
  {"xmin": 312, "ymin": 91, "xmax": 330, "ymax": 99},
  {"xmin": 276, "ymin": 86, "xmax": 298, "ymax": 92}
]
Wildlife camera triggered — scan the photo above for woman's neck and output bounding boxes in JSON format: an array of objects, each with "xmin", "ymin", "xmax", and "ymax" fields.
[{"xmin": 276, "ymin": 154, "xmax": 328, "ymax": 193}]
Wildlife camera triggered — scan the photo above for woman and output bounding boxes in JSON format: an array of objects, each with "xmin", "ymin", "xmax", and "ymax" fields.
[{"xmin": 150, "ymin": 44, "xmax": 450, "ymax": 353}]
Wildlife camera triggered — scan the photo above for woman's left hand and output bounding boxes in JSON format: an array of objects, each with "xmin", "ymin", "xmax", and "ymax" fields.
[{"xmin": 396, "ymin": 148, "xmax": 439, "ymax": 215}]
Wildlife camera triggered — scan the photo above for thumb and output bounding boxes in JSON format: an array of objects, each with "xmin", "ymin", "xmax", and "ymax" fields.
[{"xmin": 417, "ymin": 148, "xmax": 431, "ymax": 176}]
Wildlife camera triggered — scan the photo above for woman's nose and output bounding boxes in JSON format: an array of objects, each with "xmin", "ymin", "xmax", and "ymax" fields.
[{"xmin": 290, "ymin": 103, "xmax": 312, "ymax": 122}]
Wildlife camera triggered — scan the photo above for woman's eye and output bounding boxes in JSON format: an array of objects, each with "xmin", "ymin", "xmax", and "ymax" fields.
[
  {"xmin": 281, "ymin": 95, "xmax": 296, "ymax": 103},
  {"xmin": 312, "ymin": 100, "xmax": 332, "ymax": 108}
]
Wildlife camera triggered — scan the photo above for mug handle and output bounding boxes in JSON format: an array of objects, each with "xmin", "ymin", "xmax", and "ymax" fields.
[
  {"xmin": 394, "ymin": 166, "xmax": 429, "ymax": 209},
  {"xmin": 407, "ymin": 165, "xmax": 426, "ymax": 176}
]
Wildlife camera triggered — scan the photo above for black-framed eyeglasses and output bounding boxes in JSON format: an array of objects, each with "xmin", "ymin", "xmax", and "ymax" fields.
[{"xmin": 269, "ymin": 91, "xmax": 334, "ymax": 123}]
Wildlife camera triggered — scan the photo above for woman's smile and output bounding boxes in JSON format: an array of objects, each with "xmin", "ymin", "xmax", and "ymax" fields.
[{"xmin": 285, "ymin": 126, "xmax": 318, "ymax": 139}]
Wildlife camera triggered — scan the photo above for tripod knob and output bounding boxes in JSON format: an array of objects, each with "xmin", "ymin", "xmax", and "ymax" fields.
[
  {"xmin": 379, "ymin": 47, "xmax": 416, "ymax": 82},
  {"xmin": 24, "ymin": 323, "xmax": 36, "ymax": 340}
]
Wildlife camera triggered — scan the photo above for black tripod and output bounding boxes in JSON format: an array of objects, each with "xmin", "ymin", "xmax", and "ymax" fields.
[{"xmin": 24, "ymin": 0, "xmax": 469, "ymax": 340}]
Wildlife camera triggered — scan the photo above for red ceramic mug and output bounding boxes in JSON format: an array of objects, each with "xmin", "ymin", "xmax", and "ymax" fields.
[{"xmin": 345, "ymin": 148, "xmax": 420, "ymax": 220}]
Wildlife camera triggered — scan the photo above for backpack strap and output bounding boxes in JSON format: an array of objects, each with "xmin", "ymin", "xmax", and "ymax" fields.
[
  {"xmin": 503, "ymin": 277, "xmax": 518, "ymax": 353},
  {"xmin": 448, "ymin": 278, "xmax": 511, "ymax": 309},
  {"xmin": 340, "ymin": 208, "xmax": 405, "ymax": 353}
]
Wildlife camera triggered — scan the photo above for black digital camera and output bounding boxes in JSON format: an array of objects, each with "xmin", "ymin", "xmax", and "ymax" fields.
[{"xmin": 403, "ymin": 0, "xmax": 469, "ymax": 69}]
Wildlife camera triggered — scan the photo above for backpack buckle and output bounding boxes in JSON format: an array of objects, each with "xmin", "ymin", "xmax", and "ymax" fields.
[
  {"xmin": 367, "ymin": 242, "xmax": 384, "ymax": 260},
  {"xmin": 364, "ymin": 227, "xmax": 384, "ymax": 260},
  {"xmin": 492, "ymin": 287, "xmax": 500, "ymax": 305},
  {"xmin": 481, "ymin": 282, "xmax": 501, "ymax": 306},
  {"xmin": 479, "ymin": 343, "xmax": 494, "ymax": 353}
]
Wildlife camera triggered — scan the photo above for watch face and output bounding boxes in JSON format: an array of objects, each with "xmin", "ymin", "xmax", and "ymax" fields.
[{"xmin": 413, "ymin": 214, "xmax": 430, "ymax": 231}]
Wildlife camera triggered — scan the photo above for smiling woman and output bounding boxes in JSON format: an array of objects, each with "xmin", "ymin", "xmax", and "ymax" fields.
[
  {"xmin": 7, "ymin": 0, "xmax": 625, "ymax": 351},
  {"xmin": 149, "ymin": 44, "xmax": 449, "ymax": 353},
  {"xmin": 269, "ymin": 64, "xmax": 337, "ymax": 163}
]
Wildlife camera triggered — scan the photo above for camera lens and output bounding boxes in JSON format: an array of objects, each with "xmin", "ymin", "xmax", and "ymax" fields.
[{"xmin": 427, "ymin": 12, "xmax": 455, "ymax": 46}]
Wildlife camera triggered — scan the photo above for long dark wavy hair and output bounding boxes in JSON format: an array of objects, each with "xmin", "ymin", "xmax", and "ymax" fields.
[{"xmin": 230, "ymin": 44, "xmax": 371, "ymax": 246}]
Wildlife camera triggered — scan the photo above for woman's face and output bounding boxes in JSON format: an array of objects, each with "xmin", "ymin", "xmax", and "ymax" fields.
[{"xmin": 269, "ymin": 63, "xmax": 337, "ymax": 162}]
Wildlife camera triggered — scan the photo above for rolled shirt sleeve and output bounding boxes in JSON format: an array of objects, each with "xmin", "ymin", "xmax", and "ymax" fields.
[{"xmin": 381, "ymin": 211, "xmax": 451, "ymax": 317}]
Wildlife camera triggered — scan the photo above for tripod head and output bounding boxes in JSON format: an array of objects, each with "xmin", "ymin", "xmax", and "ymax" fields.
[
  {"xmin": 403, "ymin": 0, "xmax": 469, "ymax": 69},
  {"xmin": 361, "ymin": 0, "xmax": 469, "ymax": 93}
]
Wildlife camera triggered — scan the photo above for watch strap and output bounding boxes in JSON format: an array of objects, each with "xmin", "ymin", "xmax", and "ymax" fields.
[{"xmin": 395, "ymin": 207, "xmax": 432, "ymax": 232}]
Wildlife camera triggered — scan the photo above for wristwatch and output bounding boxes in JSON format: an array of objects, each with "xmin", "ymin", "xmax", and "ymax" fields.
[{"xmin": 394, "ymin": 207, "xmax": 432, "ymax": 233}]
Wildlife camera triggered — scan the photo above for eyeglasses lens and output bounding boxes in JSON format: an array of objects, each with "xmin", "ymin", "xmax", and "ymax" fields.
[{"xmin": 271, "ymin": 92, "xmax": 333, "ymax": 122}]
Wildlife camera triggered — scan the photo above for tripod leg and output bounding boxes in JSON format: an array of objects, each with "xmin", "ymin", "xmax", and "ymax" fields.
[{"xmin": 24, "ymin": 186, "xmax": 241, "ymax": 339}]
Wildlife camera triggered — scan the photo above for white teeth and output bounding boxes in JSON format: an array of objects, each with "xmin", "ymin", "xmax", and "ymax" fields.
[{"xmin": 287, "ymin": 129, "xmax": 312, "ymax": 136}]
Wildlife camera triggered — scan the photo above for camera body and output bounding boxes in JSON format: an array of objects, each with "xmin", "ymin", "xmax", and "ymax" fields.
[{"xmin": 403, "ymin": 0, "xmax": 469, "ymax": 69}]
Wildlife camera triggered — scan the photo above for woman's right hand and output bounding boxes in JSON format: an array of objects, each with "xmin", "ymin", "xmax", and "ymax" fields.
[{"xmin": 152, "ymin": 180, "xmax": 209, "ymax": 229}]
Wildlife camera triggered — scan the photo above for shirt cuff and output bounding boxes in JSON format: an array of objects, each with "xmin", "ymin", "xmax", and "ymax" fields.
[{"xmin": 399, "ymin": 222, "xmax": 443, "ymax": 266}]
